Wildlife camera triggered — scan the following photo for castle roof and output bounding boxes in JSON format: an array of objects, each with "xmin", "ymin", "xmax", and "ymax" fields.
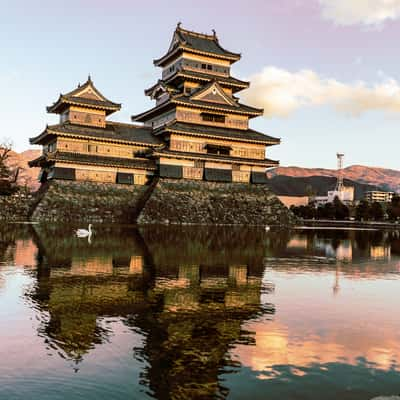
[
  {"xmin": 30, "ymin": 121, "xmax": 163, "ymax": 147},
  {"xmin": 132, "ymin": 93, "xmax": 263, "ymax": 122},
  {"xmin": 158, "ymin": 121, "xmax": 280, "ymax": 145},
  {"xmin": 164, "ymin": 70, "xmax": 250, "ymax": 92},
  {"xmin": 47, "ymin": 76, "xmax": 121, "ymax": 115},
  {"xmin": 29, "ymin": 151, "xmax": 156, "ymax": 170},
  {"xmin": 154, "ymin": 24, "xmax": 241, "ymax": 66},
  {"xmin": 150, "ymin": 148, "xmax": 279, "ymax": 167}
]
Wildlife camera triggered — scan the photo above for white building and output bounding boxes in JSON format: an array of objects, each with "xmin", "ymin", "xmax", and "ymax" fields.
[
  {"xmin": 312, "ymin": 186, "xmax": 354, "ymax": 207},
  {"xmin": 364, "ymin": 191, "xmax": 394, "ymax": 203}
]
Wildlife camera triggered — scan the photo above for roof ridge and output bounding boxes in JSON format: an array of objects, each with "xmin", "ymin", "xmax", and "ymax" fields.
[
  {"xmin": 55, "ymin": 77, "xmax": 120, "ymax": 106},
  {"xmin": 176, "ymin": 24, "xmax": 217, "ymax": 41}
]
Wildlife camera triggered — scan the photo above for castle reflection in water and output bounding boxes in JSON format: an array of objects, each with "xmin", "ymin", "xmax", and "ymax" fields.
[{"xmin": 1, "ymin": 225, "xmax": 399, "ymax": 399}]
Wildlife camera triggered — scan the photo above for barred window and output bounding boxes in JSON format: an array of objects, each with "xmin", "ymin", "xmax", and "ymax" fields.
[
  {"xmin": 201, "ymin": 113, "xmax": 225, "ymax": 123},
  {"xmin": 194, "ymin": 160, "xmax": 205, "ymax": 168}
]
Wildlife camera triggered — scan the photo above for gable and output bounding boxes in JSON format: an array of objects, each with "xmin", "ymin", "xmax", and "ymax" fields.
[
  {"xmin": 191, "ymin": 82, "xmax": 237, "ymax": 106},
  {"xmin": 75, "ymin": 84, "xmax": 105, "ymax": 101}
]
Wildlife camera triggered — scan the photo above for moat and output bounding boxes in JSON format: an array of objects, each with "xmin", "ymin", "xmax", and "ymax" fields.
[{"xmin": 0, "ymin": 224, "xmax": 399, "ymax": 400}]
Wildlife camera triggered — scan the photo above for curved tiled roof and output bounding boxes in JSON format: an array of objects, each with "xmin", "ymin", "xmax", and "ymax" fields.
[
  {"xmin": 132, "ymin": 94, "xmax": 263, "ymax": 122},
  {"xmin": 167, "ymin": 70, "xmax": 249, "ymax": 91},
  {"xmin": 154, "ymin": 25, "xmax": 241, "ymax": 66},
  {"xmin": 172, "ymin": 94, "xmax": 263, "ymax": 115},
  {"xmin": 30, "ymin": 121, "xmax": 163, "ymax": 146},
  {"xmin": 161, "ymin": 121, "xmax": 280, "ymax": 145},
  {"xmin": 29, "ymin": 151, "xmax": 157, "ymax": 170},
  {"xmin": 47, "ymin": 77, "xmax": 121, "ymax": 115},
  {"xmin": 151, "ymin": 148, "xmax": 279, "ymax": 167}
]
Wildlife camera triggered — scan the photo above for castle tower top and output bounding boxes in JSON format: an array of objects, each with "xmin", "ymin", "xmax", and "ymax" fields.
[
  {"xmin": 153, "ymin": 24, "xmax": 241, "ymax": 67},
  {"xmin": 46, "ymin": 76, "xmax": 121, "ymax": 116}
]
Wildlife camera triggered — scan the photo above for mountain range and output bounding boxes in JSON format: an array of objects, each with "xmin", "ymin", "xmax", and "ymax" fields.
[
  {"xmin": 4, "ymin": 149, "xmax": 41, "ymax": 191},
  {"xmin": 267, "ymin": 166, "xmax": 400, "ymax": 193},
  {"xmin": 3, "ymin": 150, "xmax": 400, "ymax": 197}
]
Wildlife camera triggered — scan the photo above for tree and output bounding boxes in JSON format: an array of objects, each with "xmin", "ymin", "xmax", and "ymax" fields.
[
  {"xmin": 388, "ymin": 195, "xmax": 400, "ymax": 222},
  {"xmin": 370, "ymin": 201, "xmax": 384, "ymax": 221},
  {"xmin": 290, "ymin": 204, "xmax": 317, "ymax": 219},
  {"xmin": 317, "ymin": 202, "xmax": 335, "ymax": 220},
  {"xmin": 355, "ymin": 200, "xmax": 370, "ymax": 221},
  {"xmin": 333, "ymin": 196, "xmax": 349, "ymax": 220},
  {"xmin": 0, "ymin": 139, "xmax": 19, "ymax": 195}
]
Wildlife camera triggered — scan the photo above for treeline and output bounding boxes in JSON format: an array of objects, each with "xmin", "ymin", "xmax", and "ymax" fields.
[{"xmin": 290, "ymin": 196, "xmax": 400, "ymax": 222}]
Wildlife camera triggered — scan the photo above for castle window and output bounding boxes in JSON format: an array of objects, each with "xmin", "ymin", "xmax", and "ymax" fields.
[
  {"xmin": 60, "ymin": 111, "xmax": 69, "ymax": 123},
  {"xmin": 206, "ymin": 144, "xmax": 231, "ymax": 156},
  {"xmin": 207, "ymin": 64, "xmax": 212, "ymax": 70},
  {"xmin": 88, "ymin": 144, "xmax": 98, "ymax": 153},
  {"xmin": 47, "ymin": 142, "xmax": 56, "ymax": 152},
  {"xmin": 201, "ymin": 113, "xmax": 225, "ymax": 123},
  {"xmin": 194, "ymin": 160, "xmax": 204, "ymax": 168},
  {"xmin": 201, "ymin": 64, "xmax": 207, "ymax": 69},
  {"xmin": 232, "ymin": 164, "xmax": 240, "ymax": 171}
]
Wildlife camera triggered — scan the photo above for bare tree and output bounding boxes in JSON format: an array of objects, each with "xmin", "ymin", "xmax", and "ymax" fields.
[{"xmin": 0, "ymin": 138, "xmax": 19, "ymax": 194}]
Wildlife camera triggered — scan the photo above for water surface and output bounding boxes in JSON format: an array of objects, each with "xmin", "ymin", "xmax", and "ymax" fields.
[{"xmin": 0, "ymin": 224, "xmax": 399, "ymax": 399}]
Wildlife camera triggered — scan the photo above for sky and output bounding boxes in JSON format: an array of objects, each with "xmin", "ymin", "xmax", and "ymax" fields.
[{"xmin": 1, "ymin": 0, "xmax": 399, "ymax": 170}]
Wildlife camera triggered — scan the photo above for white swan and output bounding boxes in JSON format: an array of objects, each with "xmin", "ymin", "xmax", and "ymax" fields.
[{"xmin": 76, "ymin": 224, "xmax": 92, "ymax": 238}]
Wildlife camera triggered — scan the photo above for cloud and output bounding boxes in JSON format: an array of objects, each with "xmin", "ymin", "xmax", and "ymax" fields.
[
  {"xmin": 241, "ymin": 66, "xmax": 400, "ymax": 117},
  {"xmin": 318, "ymin": 0, "xmax": 400, "ymax": 26}
]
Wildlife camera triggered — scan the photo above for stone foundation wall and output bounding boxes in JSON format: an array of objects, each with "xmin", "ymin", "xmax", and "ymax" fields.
[
  {"xmin": 0, "ymin": 179, "xmax": 294, "ymax": 226},
  {"xmin": 137, "ymin": 179, "xmax": 295, "ymax": 226},
  {"xmin": 31, "ymin": 180, "xmax": 151, "ymax": 224},
  {"xmin": 0, "ymin": 190, "xmax": 35, "ymax": 221}
]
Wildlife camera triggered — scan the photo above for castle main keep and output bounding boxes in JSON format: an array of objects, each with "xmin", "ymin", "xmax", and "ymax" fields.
[{"xmin": 29, "ymin": 24, "xmax": 280, "ymax": 186}]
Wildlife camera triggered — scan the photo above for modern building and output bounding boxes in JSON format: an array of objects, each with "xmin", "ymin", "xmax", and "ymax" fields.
[
  {"xmin": 364, "ymin": 191, "xmax": 394, "ymax": 203},
  {"xmin": 311, "ymin": 153, "xmax": 354, "ymax": 206},
  {"xmin": 29, "ymin": 24, "xmax": 280, "ymax": 185}
]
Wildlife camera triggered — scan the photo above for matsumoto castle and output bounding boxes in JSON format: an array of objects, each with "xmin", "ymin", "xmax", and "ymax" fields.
[{"xmin": 29, "ymin": 24, "xmax": 280, "ymax": 185}]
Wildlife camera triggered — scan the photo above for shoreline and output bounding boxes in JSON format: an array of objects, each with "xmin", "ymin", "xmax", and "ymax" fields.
[{"xmin": 298, "ymin": 219, "xmax": 400, "ymax": 231}]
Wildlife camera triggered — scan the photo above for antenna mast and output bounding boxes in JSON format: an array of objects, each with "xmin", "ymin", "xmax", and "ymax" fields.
[{"xmin": 336, "ymin": 153, "xmax": 344, "ymax": 191}]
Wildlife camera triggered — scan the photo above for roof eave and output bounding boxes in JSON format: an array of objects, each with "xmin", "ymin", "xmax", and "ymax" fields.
[
  {"xmin": 42, "ymin": 125, "xmax": 163, "ymax": 147},
  {"xmin": 171, "ymin": 99, "xmax": 263, "ymax": 117},
  {"xmin": 153, "ymin": 150, "xmax": 279, "ymax": 166},
  {"xmin": 29, "ymin": 127, "xmax": 55, "ymax": 145},
  {"xmin": 181, "ymin": 46, "xmax": 241, "ymax": 62},
  {"xmin": 153, "ymin": 44, "xmax": 241, "ymax": 67},
  {"xmin": 153, "ymin": 47, "xmax": 181, "ymax": 67},
  {"xmin": 51, "ymin": 152, "xmax": 157, "ymax": 170},
  {"xmin": 46, "ymin": 95, "xmax": 121, "ymax": 115},
  {"xmin": 163, "ymin": 126, "xmax": 280, "ymax": 145},
  {"xmin": 131, "ymin": 101, "xmax": 173, "ymax": 122}
]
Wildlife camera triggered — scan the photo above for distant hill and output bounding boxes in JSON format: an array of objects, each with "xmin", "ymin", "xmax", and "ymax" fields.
[
  {"xmin": 4, "ymin": 149, "xmax": 41, "ymax": 192},
  {"xmin": 267, "ymin": 175, "xmax": 388, "ymax": 200},
  {"xmin": 268, "ymin": 165, "xmax": 400, "ymax": 193}
]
